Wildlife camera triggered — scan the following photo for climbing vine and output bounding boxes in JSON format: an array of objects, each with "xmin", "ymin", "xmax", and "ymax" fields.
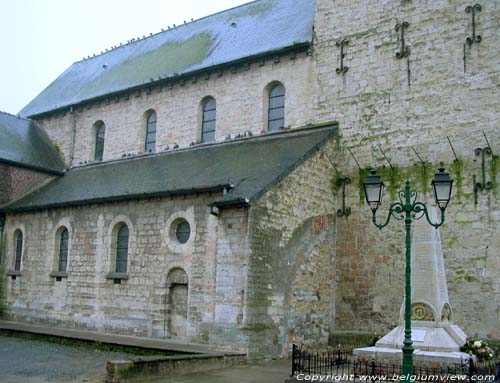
[
  {"xmin": 491, "ymin": 155, "xmax": 498, "ymax": 194},
  {"xmin": 358, "ymin": 167, "xmax": 370, "ymax": 205}
]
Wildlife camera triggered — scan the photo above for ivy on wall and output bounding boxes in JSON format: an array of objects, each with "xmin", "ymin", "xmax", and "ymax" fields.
[{"xmin": 355, "ymin": 157, "xmax": 499, "ymax": 206}]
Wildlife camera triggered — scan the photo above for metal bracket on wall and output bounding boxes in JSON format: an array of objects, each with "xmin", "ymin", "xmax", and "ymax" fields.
[
  {"xmin": 336, "ymin": 176, "xmax": 351, "ymax": 217},
  {"xmin": 465, "ymin": 4, "xmax": 482, "ymax": 46},
  {"xmin": 395, "ymin": 22, "xmax": 410, "ymax": 59},
  {"xmin": 474, "ymin": 146, "xmax": 493, "ymax": 190},
  {"xmin": 473, "ymin": 132, "xmax": 496, "ymax": 206},
  {"xmin": 335, "ymin": 39, "xmax": 349, "ymax": 74}
]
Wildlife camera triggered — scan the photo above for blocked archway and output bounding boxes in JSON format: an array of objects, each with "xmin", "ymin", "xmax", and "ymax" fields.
[{"xmin": 166, "ymin": 268, "xmax": 189, "ymax": 338}]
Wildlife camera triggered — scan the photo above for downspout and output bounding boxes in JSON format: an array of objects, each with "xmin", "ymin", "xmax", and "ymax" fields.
[
  {"xmin": 0, "ymin": 213, "xmax": 5, "ymax": 264},
  {"xmin": 69, "ymin": 106, "xmax": 76, "ymax": 167}
]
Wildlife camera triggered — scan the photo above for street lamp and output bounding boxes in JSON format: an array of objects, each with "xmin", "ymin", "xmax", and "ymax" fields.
[{"xmin": 363, "ymin": 168, "xmax": 453, "ymax": 379}]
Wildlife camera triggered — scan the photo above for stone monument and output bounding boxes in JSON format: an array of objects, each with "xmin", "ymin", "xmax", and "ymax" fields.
[{"xmin": 354, "ymin": 208, "xmax": 470, "ymax": 366}]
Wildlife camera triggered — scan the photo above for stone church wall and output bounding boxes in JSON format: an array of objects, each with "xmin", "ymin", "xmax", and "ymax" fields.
[
  {"xmin": 313, "ymin": 0, "xmax": 500, "ymax": 339},
  {"xmin": 245, "ymin": 138, "xmax": 338, "ymax": 358},
  {"xmin": 3, "ymin": 193, "xmax": 228, "ymax": 343},
  {"xmin": 35, "ymin": 51, "xmax": 315, "ymax": 166}
]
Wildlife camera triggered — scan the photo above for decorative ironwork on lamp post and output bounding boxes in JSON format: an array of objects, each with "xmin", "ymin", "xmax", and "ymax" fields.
[{"xmin": 363, "ymin": 168, "xmax": 453, "ymax": 380}]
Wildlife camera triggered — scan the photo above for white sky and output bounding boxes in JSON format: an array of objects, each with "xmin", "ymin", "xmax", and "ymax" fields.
[{"xmin": 0, "ymin": 0, "xmax": 250, "ymax": 114}]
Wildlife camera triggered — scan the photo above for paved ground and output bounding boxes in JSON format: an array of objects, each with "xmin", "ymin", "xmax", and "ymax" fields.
[
  {"xmin": 0, "ymin": 334, "xmax": 131, "ymax": 383},
  {"xmin": 132, "ymin": 359, "xmax": 291, "ymax": 383},
  {"xmin": 0, "ymin": 333, "xmax": 291, "ymax": 383}
]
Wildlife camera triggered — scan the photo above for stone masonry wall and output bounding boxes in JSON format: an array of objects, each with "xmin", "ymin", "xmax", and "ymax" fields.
[
  {"xmin": 245, "ymin": 138, "xmax": 338, "ymax": 358},
  {"xmin": 2, "ymin": 193, "xmax": 252, "ymax": 350},
  {"xmin": 313, "ymin": 0, "xmax": 500, "ymax": 339},
  {"xmin": 36, "ymin": 51, "xmax": 314, "ymax": 166}
]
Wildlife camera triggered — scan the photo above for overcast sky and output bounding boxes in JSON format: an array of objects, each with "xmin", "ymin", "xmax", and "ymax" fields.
[{"xmin": 0, "ymin": 0, "xmax": 250, "ymax": 114}]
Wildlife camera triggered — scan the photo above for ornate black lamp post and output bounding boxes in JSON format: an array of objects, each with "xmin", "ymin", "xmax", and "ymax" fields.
[{"xmin": 363, "ymin": 168, "xmax": 453, "ymax": 379}]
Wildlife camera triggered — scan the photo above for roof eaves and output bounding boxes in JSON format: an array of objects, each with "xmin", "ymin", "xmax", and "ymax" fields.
[
  {"xmin": 0, "ymin": 183, "xmax": 231, "ymax": 214},
  {"xmin": 212, "ymin": 123, "xmax": 339, "ymax": 209},
  {"xmin": 24, "ymin": 42, "xmax": 311, "ymax": 119},
  {"xmin": 0, "ymin": 158, "xmax": 65, "ymax": 176}
]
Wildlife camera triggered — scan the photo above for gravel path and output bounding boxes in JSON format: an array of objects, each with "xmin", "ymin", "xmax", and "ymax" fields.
[{"xmin": 0, "ymin": 334, "xmax": 131, "ymax": 383}]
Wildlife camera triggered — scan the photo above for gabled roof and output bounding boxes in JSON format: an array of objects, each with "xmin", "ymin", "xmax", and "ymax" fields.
[
  {"xmin": 0, "ymin": 111, "xmax": 65, "ymax": 174},
  {"xmin": 20, "ymin": 0, "xmax": 315, "ymax": 118},
  {"xmin": 0, "ymin": 124, "xmax": 338, "ymax": 213}
]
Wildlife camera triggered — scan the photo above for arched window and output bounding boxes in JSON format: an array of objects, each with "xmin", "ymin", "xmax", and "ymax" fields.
[
  {"xmin": 145, "ymin": 111, "xmax": 157, "ymax": 152},
  {"xmin": 115, "ymin": 224, "xmax": 129, "ymax": 273},
  {"xmin": 94, "ymin": 121, "xmax": 105, "ymax": 161},
  {"xmin": 201, "ymin": 98, "xmax": 216, "ymax": 143},
  {"xmin": 14, "ymin": 230, "xmax": 23, "ymax": 271},
  {"xmin": 268, "ymin": 83, "xmax": 285, "ymax": 131},
  {"xmin": 58, "ymin": 228, "xmax": 69, "ymax": 272}
]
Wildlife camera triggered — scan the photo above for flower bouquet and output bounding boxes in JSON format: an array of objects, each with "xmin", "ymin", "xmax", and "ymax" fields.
[{"xmin": 460, "ymin": 338, "xmax": 494, "ymax": 361}]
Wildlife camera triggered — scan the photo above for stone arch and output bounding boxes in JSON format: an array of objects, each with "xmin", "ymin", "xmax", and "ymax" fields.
[{"xmin": 165, "ymin": 267, "xmax": 189, "ymax": 338}]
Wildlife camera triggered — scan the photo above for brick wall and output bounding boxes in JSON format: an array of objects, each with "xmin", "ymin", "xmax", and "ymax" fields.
[{"xmin": 0, "ymin": 164, "xmax": 53, "ymax": 205}]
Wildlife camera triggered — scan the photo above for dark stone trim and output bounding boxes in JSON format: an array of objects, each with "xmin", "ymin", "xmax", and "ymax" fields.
[
  {"xmin": 6, "ymin": 270, "xmax": 22, "ymax": 276},
  {"xmin": 106, "ymin": 272, "xmax": 129, "ymax": 280},
  {"xmin": 49, "ymin": 271, "xmax": 68, "ymax": 278}
]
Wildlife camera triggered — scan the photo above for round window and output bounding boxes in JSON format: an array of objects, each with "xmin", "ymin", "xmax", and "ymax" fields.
[{"xmin": 175, "ymin": 220, "xmax": 191, "ymax": 244}]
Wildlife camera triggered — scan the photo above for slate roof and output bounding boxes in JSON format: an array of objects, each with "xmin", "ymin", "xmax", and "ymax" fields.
[
  {"xmin": 20, "ymin": 0, "xmax": 315, "ymax": 117},
  {"xmin": 0, "ymin": 111, "xmax": 65, "ymax": 174},
  {"xmin": 0, "ymin": 124, "xmax": 337, "ymax": 213}
]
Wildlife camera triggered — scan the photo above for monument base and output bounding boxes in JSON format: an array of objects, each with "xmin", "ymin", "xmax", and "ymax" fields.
[{"xmin": 353, "ymin": 321, "xmax": 471, "ymax": 368}]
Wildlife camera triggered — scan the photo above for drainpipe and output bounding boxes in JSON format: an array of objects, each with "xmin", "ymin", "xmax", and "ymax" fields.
[
  {"xmin": 0, "ymin": 213, "xmax": 5, "ymax": 264},
  {"xmin": 69, "ymin": 106, "xmax": 76, "ymax": 167}
]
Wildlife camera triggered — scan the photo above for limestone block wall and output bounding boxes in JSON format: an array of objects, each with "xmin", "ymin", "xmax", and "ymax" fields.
[
  {"xmin": 2, "ymin": 193, "xmax": 230, "ymax": 344},
  {"xmin": 35, "ymin": 52, "xmax": 314, "ymax": 166},
  {"xmin": 246, "ymin": 138, "xmax": 338, "ymax": 358},
  {"xmin": 313, "ymin": 0, "xmax": 500, "ymax": 164},
  {"xmin": 312, "ymin": 0, "xmax": 500, "ymax": 339}
]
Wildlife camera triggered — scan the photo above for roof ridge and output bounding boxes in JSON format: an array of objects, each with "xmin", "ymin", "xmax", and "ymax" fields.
[
  {"xmin": 74, "ymin": 0, "xmax": 261, "ymax": 64},
  {"xmin": 0, "ymin": 110, "xmax": 27, "ymax": 120}
]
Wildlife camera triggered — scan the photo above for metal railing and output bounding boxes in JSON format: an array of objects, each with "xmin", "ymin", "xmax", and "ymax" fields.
[{"xmin": 291, "ymin": 344, "xmax": 500, "ymax": 382}]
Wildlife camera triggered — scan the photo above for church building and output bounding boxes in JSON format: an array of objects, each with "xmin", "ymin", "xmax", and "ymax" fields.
[{"xmin": 0, "ymin": 0, "xmax": 499, "ymax": 359}]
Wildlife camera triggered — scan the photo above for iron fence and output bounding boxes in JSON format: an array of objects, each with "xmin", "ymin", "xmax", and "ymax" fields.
[{"xmin": 291, "ymin": 344, "xmax": 500, "ymax": 382}]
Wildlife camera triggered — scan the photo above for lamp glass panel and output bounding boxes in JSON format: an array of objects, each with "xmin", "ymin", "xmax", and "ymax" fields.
[
  {"xmin": 433, "ymin": 182, "xmax": 451, "ymax": 207},
  {"xmin": 365, "ymin": 183, "xmax": 383, "ymax": 205}
]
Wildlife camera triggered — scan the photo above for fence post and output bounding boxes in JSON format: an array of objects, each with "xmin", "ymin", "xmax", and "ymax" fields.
[
  {"xmin": 468, "ymin": 357, "xmax": 475, "ymax": 381},
  {"xmin": 291, "ymin": 344, "xmax": 297, "ymax": 377}
]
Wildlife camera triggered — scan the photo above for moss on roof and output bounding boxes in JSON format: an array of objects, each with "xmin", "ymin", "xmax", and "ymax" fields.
[
  {"xmin": 79, "ymin": 32, "xmax": 214, "ymax": 96},
  {"xmin": 20, "ymin": 0, "xmax": 315, "ymax": 117}
]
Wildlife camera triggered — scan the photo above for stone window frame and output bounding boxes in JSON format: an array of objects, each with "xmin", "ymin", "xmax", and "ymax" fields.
[
  {"xmin": 163, "ymin": 209, "xmax": 196, "ymax": 254},
  {"xmin": 93, "ymin": 120, "xmax": 106, "ymax": 161},
  {"xmin": 200, "ymin": 96, "xmax": 216, "ymax": 143},
  {"xmin": 263, "ymin": 81, "xmax": 286, "ymax": 132},
  {"xmin": 49, "ymin": 219, "xmax": 73, "ymax": 281},
  {"xmin": 144, "ymin": 109, "xmax": 157, "ymax": 153},
  {"xmin": 7, "ymin": 224, "xmax": 26, "ymax": 279},
  {"xmin": 105, "ymin": 215, "xmax": 135, "ymax": 283}
]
